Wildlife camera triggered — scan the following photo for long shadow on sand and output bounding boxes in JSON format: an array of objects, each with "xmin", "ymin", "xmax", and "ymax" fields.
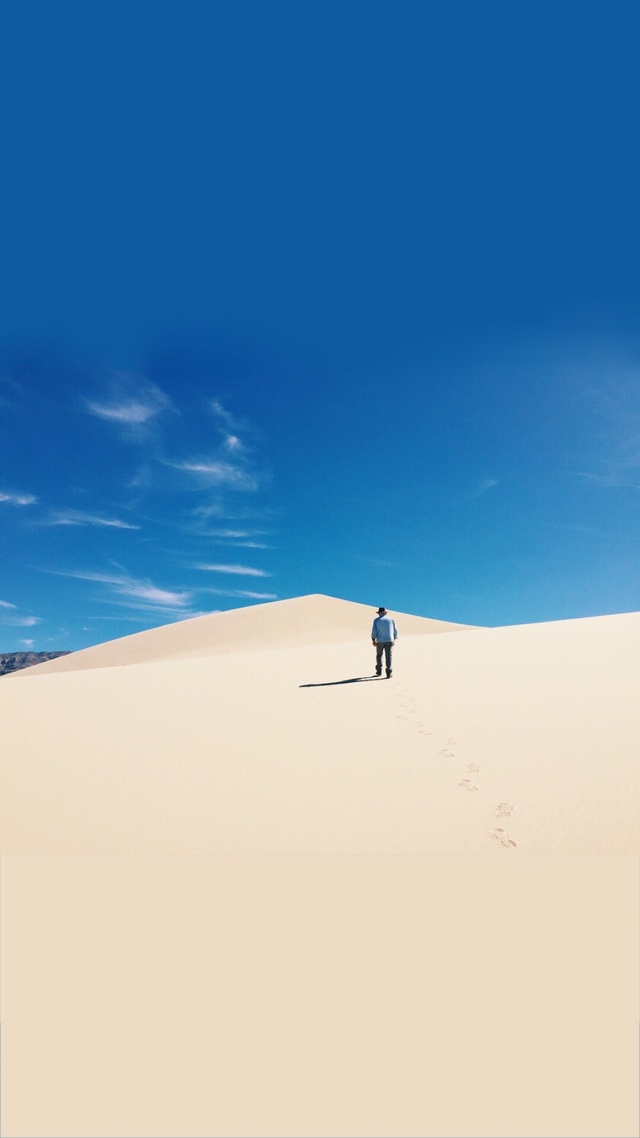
[{"xmin": 299, "ymin": 676, "xmax": 384, "ymax": 688}]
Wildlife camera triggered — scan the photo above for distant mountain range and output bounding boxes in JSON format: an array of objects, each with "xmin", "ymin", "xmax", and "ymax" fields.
[{"xmin": 0, "ymin": 651, "xmax": 72, "ymax": 676}]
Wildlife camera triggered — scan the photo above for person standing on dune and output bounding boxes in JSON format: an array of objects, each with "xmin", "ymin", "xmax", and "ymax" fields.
[{"xmin": 371, "ymin": 606, "xmax": 397, "ymax": 678}]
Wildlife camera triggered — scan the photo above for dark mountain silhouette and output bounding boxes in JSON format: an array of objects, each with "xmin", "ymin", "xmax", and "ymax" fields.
[{"xmin": 0, "ymin": 651, "xmax": 71, "ymax": 676}]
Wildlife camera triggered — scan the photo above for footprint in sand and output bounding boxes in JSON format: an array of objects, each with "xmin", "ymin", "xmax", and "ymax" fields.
[
  {"xmin": 438, "ymin": 748, "xmax": 456, "ymax": 757},
  {"xmin": 490, "ymin": 827, "xmax": 517, "ymax": 848},
  {"xmin": 495, "ymin": 802, "xmax": 513, "ymax": 817},
  {"xmin": 397, "ymin": 714, "xmax": 409, "ymax": 720},
  {"xmin": 458, "ymin": 778, "xmax": 478, "ymax": 791},
  {"xmin": 467, "ymin": 763, "xmax": 481, "ymax": 773},
  {"xmin": 416, "ymin": 721, "xmax": 433, "ymax": 736}
]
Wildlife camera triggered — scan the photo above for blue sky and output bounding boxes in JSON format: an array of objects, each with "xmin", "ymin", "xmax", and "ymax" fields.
[{"xmin": 1, "ymin": 1, "xmax": 639, "ymax": 651}]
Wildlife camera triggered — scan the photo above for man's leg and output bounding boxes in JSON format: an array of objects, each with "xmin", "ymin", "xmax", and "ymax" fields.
[
  {"xmin": 375, "ymin": 644, "xmax": 383, "ymax": 675},
  {"xmin": 384, "ymin": 642, "xmax": 393, "ymax": 677}
]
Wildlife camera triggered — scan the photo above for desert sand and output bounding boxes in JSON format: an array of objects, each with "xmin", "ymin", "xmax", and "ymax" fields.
[
  {"xmin": 2, "ymin": 593, "xmax": 638, "ymax": 854},
  {"xmin": 3, "ymin": 596, "xmax": 639, "ymax": 1138}
]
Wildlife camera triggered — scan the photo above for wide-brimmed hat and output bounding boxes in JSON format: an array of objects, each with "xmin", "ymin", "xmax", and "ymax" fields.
[{"xmin": 376, "ymin": 606, "xmax": 387, "ymax": 614}]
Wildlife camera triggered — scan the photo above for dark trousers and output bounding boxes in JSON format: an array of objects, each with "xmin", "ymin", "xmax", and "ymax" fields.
[{"xmin": 375, "ymin": 642, "xmax": 393, "ymax": 673}]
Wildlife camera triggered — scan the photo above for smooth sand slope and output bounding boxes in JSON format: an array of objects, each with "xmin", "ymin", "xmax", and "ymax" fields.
[
  {"xmin": 19, "ymin": 593, "xmax": 473, "ymax": 673},
  {"xmin": 1, "ymin": 595, "xmax": 638, "ymax": 854}
]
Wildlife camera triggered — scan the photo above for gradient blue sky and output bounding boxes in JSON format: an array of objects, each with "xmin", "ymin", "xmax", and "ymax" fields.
[{"xmin": 1, "ymin": 1, "xmax": 639, "ymax": 651}]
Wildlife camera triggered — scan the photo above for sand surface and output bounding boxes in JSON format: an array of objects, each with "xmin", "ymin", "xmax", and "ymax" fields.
[
  {"xmin": 2, "ymin": 596, "xmax": 638, "ymax": 1136},
  {"xmin": 19, "ymin": 592, "xmax": 473, "ymax": 672},
  {"xmin": 2, "ymin": 594, "xmax": 638, "ymax": 854}
]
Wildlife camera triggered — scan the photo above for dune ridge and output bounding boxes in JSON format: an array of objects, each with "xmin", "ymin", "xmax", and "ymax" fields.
[{"xmin": 13, "ymin": 593, "xmax": 475, "ymax": 675}]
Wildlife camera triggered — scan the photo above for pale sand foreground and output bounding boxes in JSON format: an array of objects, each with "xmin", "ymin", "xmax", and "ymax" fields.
[
  {"xmin": 3, "ymin": 596, "xmax": 638, "ymax": 1138},
  {"xmin": 4, "ymin": 857, "xmax": 638, "ymax": 1138},
  {"xmin": 1, "ymin": 595, "xmax": 638, "ymax": 854}
]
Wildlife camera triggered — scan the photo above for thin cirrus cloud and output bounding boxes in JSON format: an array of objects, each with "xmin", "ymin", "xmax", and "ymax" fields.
[
  {"xmin": 93, "ymin": 610, "xmax": 213, "ymax": 622},
  {"xmin": 194, "ymin": 563, "xmax": 271, "ymax": 577},
  {"xmin": 0, "ymin": 490, "xmax": 37, "ymax": 506},
  {"xmin": 199, "ymin": 588, "xmax": 277, "ymax": 599},
  {"xmin": 209, "ymin": 399, "xmax": 241, "ymax": 430},
  {"xmin": 190, "ymin": 505, "xmax": 272, "ymax": 523},
  {"xmin": 48, "ymin": 569, "xmax": 194, "ymax": 612},
  {"xmin": 203, "ymin": 528, "xmax": 269, "ymax": 539},
  {"xmin": 0, "ymin": 599, "xmax": 17, "ymax": 609},
  {"xmin": 98, "ymin": 598, "xmax": 211, "ymax": 618},
  {"xmin": 576, "ymin": 471, "xmax": 640, "ymax": 489},
  {"xmin": 40, "ymin": 510, "xmax": 140, "ymax": 530},
  {"xmin": 167, "ymin": 459, "xmax": 259, "ymax": 491},
  {"xmin": 0, "ymin": 615, "xmax": 41, "ymax": 627},
  {"xmin": 209, "ymin": 399, "xmax": 255, "ymax": 458},
  {"xmin": 204, "ymin": 529, "xmax": 271, "ymax": 548},
  {"xmin": 225, "ymin": 541, "xmax": 271, "ymax": 549},
  {"xmin": 84, "ymin": 377, "xmax": 175, "ymax": 429}
]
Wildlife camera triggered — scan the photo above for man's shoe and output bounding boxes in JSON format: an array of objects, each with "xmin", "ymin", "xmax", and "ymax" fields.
[
  {"xmin": 375, "ymin": 669, "xmax": 382, "ymax": 677},
  {"xmin": 386, "ymin": 671, "xmax": 392, "ymax": 678}
]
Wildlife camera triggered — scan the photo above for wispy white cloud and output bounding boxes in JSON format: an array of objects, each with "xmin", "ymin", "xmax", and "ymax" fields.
[
  {"xmin": 209, "ymin": 399, "xmax": 240, "ymax": 430},
  {"xmin": 0, "ymin": 615, "xmax": 41, "ymax": 627},
  {"xmin": 226, "ymin": 541, "xmax": 271, "ymax": 549},
  {"xmin": 0, "ymin": 490, "xmax": 37, "ymax": 506},
  {"xmin": 167, "ymin": 459, "xmax": 259, "ymax": 491},
  {"xmin": 41, "ymin": 509, "xmax": 141, "ymax": 530},
  {"xmin": 98, "ymin": 598, "xmax": 211, "ymax": 618},
  {"xmin": 194, "ymin": 563, "xmax": 271, "ymax": 577},
  {"xmin": 197, "ymin": 527, "xmax": 271, "ymax": 548},
  {"xmin": 0, "ymin": 599, "xmax": 17, "ymax": 609},
  {"xmin": 85, "ymin": 376, "xmax": 175, "ymax": 431},
  {"xmin": 189, "ymin": 504, "xmax": 273, "ymax": 524},
  {"xmin": 87, "ymin": 401, "xmax": 156, "ymax": 424},
  {"xmin": 190, "ymin": 504, "xmax": 228, "ymax": 521},
  {"xmin": 575, "ymin": 471, "xmax": 640, "ymax": 489},
  {"xmin": 223, "ymin": 434, "xmax": 246, "ymax": 453},
  {"xmin": 205, "ymin": 398, "xmax": 257, "ymax": 464},
  {"xmin": 204, "ymin": 528, "xmax": 269, "ymax": 538},
  {"xmin": 47, "ymin": 568, "xmax": 193, "ymax": 611},
  {"xmin": 20, "ymin": 638, "xmax": 34, "ymax": 647},
  {"xmin": 198, "ymin": 588, "xmax": 277, "ymax": 600},
  {"xmin": 92, "ymin": 615, "xmax": 166, "ymax": 622},
  {"xmin": 183, "ymin": 396, "xmax": 270, "ymax": 521}
]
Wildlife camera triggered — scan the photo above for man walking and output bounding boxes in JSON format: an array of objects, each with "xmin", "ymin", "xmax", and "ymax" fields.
[{"xmin": 371, "ymin": 606, "xmax": 398, "ymax": 678}]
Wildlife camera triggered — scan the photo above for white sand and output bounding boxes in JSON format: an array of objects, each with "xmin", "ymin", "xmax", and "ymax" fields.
[
  {"xmin": 23, "ymin": 592, "xmax": 473, "ymax": 672},
  {"xmin": 2, "ymin": 594, "xmax": 638, "ymax": 853}
]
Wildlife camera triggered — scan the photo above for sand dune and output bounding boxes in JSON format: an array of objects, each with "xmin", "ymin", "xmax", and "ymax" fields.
[
  {"xmin": 1, "ymin": 595, "xmax": 638, "ymax": 854},
  {"xmin": 13, "ymin": 593, "xmax": 474, "ymax": 673}
]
